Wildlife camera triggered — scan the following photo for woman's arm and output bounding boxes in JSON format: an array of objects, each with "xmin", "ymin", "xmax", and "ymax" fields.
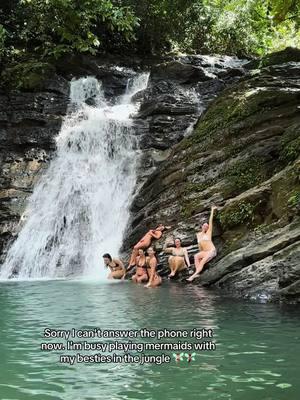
[
  {"xmin": 184, "ymin": 248, "xmax": 191, "ymax": 267},
  {"xmin": 207, "ymin": 206, "xmax": 217, "ymax": 238},
  {"xmin": 150, "ymin": 230, "xmax": 163, "ymax": 240},
  {"xmin": 163, "ymin": 240, "xmax": 174, "ymax": 253},
  {"xmin": 113, "ymin": 258, "xmax": 124, "ymax": 268}
]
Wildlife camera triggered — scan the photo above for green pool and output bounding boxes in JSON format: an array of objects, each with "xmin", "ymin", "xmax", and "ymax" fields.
[{"xmin": 0, "ymin": 280, "xmax": 299, "ymax": 400}]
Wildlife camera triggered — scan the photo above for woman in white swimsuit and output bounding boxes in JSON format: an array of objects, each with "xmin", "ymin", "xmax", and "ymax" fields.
[
  {"xmin": 163, "ymin": 238, "xmax": 190, "ymax": 278},
  {"xmin": 187, "ymin": 206, "xmax": 217, "ymax": 282}
]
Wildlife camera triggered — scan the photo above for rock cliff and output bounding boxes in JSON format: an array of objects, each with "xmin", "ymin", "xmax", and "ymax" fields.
[
  {"xmin": 1, "ymin": 48, "xmax": 299, "ymax": 303},
  {"xmin": 0, "ymin": 54, "xmax": 242, "ymax": 266},
  {"xmin": 126, "ymin": 48, "xmax": 300, "ymax": 303},
  {"xmin": 0, "ymin": 75, "xmax": 69, "ymax": 262}
]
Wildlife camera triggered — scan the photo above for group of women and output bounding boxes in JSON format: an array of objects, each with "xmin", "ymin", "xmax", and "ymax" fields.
[{"xmin": 103, "ymin": 206, "xmax": 218, "ymax": 287}]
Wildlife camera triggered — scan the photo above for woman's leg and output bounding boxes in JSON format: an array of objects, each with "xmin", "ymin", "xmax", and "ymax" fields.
[
  {"xmin": 186, "ymin": 251, "xmax": 210, "ymax": 282},
  {"xmin": 128, "ymin": 241, "xmax": 149, "ymax": 267},
  {"xmin": 174, "ymin": 257, "xmax": 186, "ymax": 273},
  {"xmin": 169, "ymin": 257, "xmax": 186, "ymax": 277},
  {"xmin": 112, "ymin": 270, "xmax": 124, "ymax": 279},
  {"xmin": 168, "ymin": 256, "xmax": 175, "ymax": 277},
  {"xmin": 128, "ymin": 248, "xmax": 139, "ymax": 267},
  {"xmin": 149, "ymin": 274, "xmax": 162, "ymax": 287},
  {"xmin": 136, "ymin": 273, "xmax": 148, "ymax": 283}
]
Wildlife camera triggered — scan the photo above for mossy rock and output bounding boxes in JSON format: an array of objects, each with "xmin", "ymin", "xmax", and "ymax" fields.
[
  {"xmin": 190, "ymin": 84, "xmax": 296, "ymax": 147},
  {"xmin": 271, "ymin": 161, "xmax": 300, "ymax": 219},
  {"xmin": 217, "ymin": 199, "xmax": 267, "ymax": 231},
  {"xmin": 182, "ymin": 180, "xmax": 214, "ymax": 196},
  {"xmin": 280, "ymin": 124, "xmax": 300, "ymax": 164},
  {"xmin": 180, "ymin": 198, "xmax": 203, "ymax": 218},
  {"xmin": 245, "ymin": 47, "xmax": 300, "ymax": 69},
  {"xmin": 1, "ymin": 61, "xmax": 55, "ymax": 90},
  {"xmin": 288, "ymin": 190, "xmax": 300, "ymax": 210},
  {"xmin": 260, "ymin": 47, "xmax": 300, "ymax": 68},
  {"xmin": 222, "ymin": 156, "xmax": 268, "ymax": 196}
]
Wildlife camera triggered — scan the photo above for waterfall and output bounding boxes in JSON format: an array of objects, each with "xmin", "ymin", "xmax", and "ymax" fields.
[{"xmin": 0, "ymin": 73, "xmax": 149, "ymax": 279}]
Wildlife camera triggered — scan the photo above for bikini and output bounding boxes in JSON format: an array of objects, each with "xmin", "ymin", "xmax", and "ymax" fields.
[
  {"xmin": 109, "ymin": 262, "xmax": 123, "ymax": 272},
  {"xmin": 136, "ymin": 257, "xmax": 150, "ymax": 276},
  {"xmin": 198, "ymin": 234, "xmax": 217, "ymax": 260},
  {"xmin": 171, "ymin": 248, "xmax": 185, "ymax": 257}
]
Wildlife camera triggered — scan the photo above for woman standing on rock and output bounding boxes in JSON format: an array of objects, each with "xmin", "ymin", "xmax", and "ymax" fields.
[
  {"xmin": 144, "ymin": 247, "xmax": 162, "ymax": 288},
  {"xmin": 127, "ymin": 224, "xmax": 170, "ymax": 270},
  {"xmin": 131, "ymin": 249, "xmax": 149, "ymax": 283},
  {"xmin": 103, "ymin": 253, "xmax": 125, "ymax": 279},
  {"xmin": 163, "ymin": 238, "xmax": 190, "ymax": 278},
  {"xmin": 187, "ymin": 206, "xmax": 217, "ymax": 282}
]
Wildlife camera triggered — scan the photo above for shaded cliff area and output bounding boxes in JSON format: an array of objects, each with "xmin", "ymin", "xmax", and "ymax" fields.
[
  {"xmin": 125, "ymin": 48, "xmax": 300, "ymax": 303},
  {"xmin": 0, "ymin": 75, "xmax": 69, "ymax": 263},
  {"xmin": 0, "ymin": 54, "xmax": 243, "ymax": 267}
]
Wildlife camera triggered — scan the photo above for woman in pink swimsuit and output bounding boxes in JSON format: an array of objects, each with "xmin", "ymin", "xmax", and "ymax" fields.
[{"xmin": 187, "ymin": 206, "xmax": 217, "ymax": 282}]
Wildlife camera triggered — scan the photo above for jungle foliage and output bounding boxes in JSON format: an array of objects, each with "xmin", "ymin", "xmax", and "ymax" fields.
[{"xmin": 0, "ymin": 0, "xmax": 299, "ymax": 68}]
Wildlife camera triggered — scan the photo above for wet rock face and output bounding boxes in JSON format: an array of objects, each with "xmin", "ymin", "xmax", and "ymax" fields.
[
  {"xmin": 0, "ymin": 75, "xmax": 69, "ymax": 262},
  {"xmin": 132, "ymin": 55, "xmax": 246, "ymax": 184},
  {"xmin": 0, "ymin": 54, "xmax": 246, "ymax": 268},
  {"xmin": 125, "ymin": 48, "xmax": 300, "ymax": 303}
]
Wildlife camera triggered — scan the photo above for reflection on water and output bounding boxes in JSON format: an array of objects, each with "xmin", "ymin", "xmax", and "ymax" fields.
[{"xmin": 0, "ymin": 280, "xmax": 299, "ymax": 400}]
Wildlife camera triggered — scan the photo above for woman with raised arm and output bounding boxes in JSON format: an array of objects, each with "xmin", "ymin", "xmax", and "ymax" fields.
[
  {"xmin": 127, "ymin": 224, "xmax": 169, "ymax": 269},
  {"xmin": 131, "ymin": 249, "xmax": 149, "ymax": 283},
  {"xmin": 144, "ymin": 247, "xmax": 162, "ymax": 288},
  {"xmin": 103, "ymin": 253, "xmax": 125, "ymax": 279},
  {"xmin": 163, "ymin": 238, "xmax": 190, "ymax": 278},
  {"xmin": 186, "ymin": 206, "xmax": 217, "ymax": 282}
]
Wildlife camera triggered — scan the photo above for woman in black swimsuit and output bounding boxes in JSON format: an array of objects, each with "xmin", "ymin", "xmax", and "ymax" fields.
[
  {"xmin": 103, "ymin": 253, "xmax": 125, "ymax": 279},
  {"xmin": 132, "ymin": 249, "xmax": 149, "ymax": 283}
]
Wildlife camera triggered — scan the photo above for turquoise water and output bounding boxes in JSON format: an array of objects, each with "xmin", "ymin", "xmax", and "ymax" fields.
[{"xmin": 0, "ymin": 280, "xmax": 299, "ymax": 400}]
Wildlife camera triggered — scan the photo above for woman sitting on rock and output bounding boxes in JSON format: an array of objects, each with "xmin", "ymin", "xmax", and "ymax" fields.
[
  {"xmin": 187, "ymin": 206, "xmax": 218, "ymax": 282},
  {"xmin": 163, "ymin": 238, "xmax": 191, "ymax": 278},
  {"xmin": 103, "ymin": 253, "xmax": 125, "ymax": 279},
  {"xmin": 127, "ymin": 224, "xmax": 170, "ymax": 269},
  {"xmin": 132, "ymin": 249, "xmax": 149, "ymax": 283},
  {"xmin": 144, "ymin": 247, "xmax": 162, "ymax": 288}
]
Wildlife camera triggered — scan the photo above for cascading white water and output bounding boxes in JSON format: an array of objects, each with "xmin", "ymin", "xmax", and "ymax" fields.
[{"xmin": 0, "ymin": 73, "xmax": 149, "ymax": 279}]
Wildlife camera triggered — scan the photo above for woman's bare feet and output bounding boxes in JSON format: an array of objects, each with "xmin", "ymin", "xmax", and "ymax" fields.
[
  {"xmin": 186, "ymin": 273, "xmax": 200, "ymax": 282},
  {"xmin": 168, "ymin": 272, "xmax": 176, "ymax": 278}
]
